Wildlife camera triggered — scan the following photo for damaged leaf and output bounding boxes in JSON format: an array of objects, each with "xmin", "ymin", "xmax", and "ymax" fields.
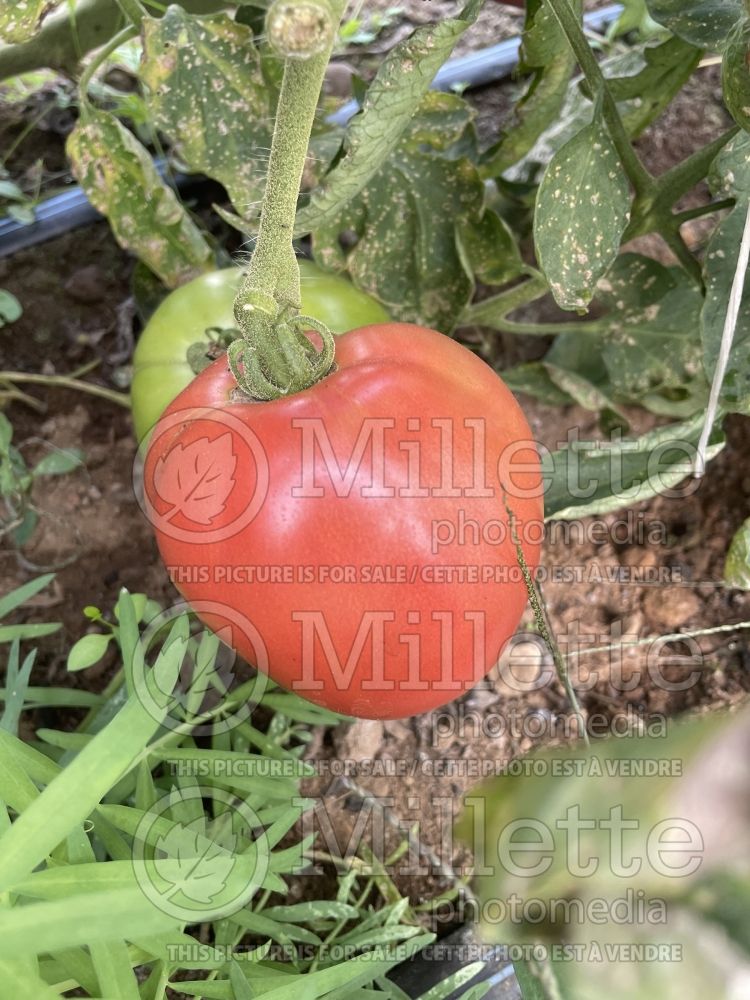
[
  {"xmin": 0, "ymin": 0, "xmax": 58, "ymax": 43},
  {"xmin": 140, "ymin": 8, "xmax": 275, "ymax": 220},
  {"xmin": 67, "ymin": 109, "xmax": 212, "ymax": 288},
  {"xmin": 311, "ymin": 93, "xmax": 485, "ymax": 333},
  {"xmin": 534, "ymin": 117, "xmax": 631, "ymax": 311},
  {"xmin": 295, "ymin": 0, "xmax": 482, "ymax": 234}
]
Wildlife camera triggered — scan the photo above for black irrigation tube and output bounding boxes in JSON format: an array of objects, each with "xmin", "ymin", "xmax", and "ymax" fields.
[{"xmin": 0, "ymin": 4, "xmax": 623, "ymax": 259}]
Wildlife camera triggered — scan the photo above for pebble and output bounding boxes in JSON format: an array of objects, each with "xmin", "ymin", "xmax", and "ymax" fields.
[
  {"xmin": 64, "ymin": 265, "xmax": 106, "ymax": 303},
  {"xmin": 642, "ymin": 587, "xmax": 702, "ymax": 629}
]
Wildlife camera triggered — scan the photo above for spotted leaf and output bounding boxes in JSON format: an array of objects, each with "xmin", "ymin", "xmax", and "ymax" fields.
[
  {"xmin": 646, "ymin": 0, "xmax": 742, "ymax": 49},
  {"xmin": 140, "ymin": 8, "xmax": 275, "ymax": 220},
  {"xmin": 0, "ymin": 0, "xmax": 58, "ymax": 43},
  {"xmin": 66, "ymin": 109, "xmax": 212, "ymax": 288},
  {"xmin": 534, "ymin": 118, "xmax": 631, "ymax": 311}
]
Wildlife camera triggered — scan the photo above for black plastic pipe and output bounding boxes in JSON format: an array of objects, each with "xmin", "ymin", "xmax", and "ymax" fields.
[{"xmin": 0, "ymin": 4, "xmax": 623, "ymax": 258}]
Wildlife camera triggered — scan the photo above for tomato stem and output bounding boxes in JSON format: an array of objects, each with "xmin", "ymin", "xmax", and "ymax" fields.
[
  {"xmin": 231, "ymin": 0, "xmax": 346, "ymax": 401},
  {"xmin": 545, "ymin": 0, "xmax": 652, "ymax": 198},
  {"xmin": 77, "ymin": 25, "xmax": 138, "ymax": 111}
]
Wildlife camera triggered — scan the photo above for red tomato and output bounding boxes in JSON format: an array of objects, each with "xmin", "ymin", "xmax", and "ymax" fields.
[{"xmin": 143, "ymin": 323, "xmax": 543, "ymax": 719}]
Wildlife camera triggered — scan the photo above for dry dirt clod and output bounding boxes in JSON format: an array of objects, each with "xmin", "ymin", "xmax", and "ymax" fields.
[
  {"xmin": 642, "ymin": 587, "xmax": 703, "ymax": 630},
  {"xmin": 335, "ymin": 718, "xmax": 385, "ymax": 762},
  {"xmin": 64, "ymin": 265, "xmax": 107, "ymax": 304}
]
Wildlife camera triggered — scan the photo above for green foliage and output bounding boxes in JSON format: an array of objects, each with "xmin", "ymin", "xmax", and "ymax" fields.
[
  {"xmin": 724, "ymin": 515, "xmax": 750, "ymax": 588},
  {"xmin": 0, "ymin": 289, "xmax": 22, "ymax": 325},
  {"xmin": 339, "ymin": 6, "xmax": 404, "ymax": 47},
  {"xmin": 482, "ymin": 0, "xmax": 583, "ymax": 175},
  {"xmin": 312, "ymin": 93, "xmax": 487, "ymax": 332},
  {"xmin": 0, "ymin": 574, "xmax": 60, "ymax": 645},
  {"xmin": 7, "ymin": 4, "xmax": 750, "ymax": 992},
  {"xmin": 534, "ymin": 117, "xmax": 631, "ymax": 310},
  {"xmin": 66, "ymin": 108, "xmax": 213, "ymax": 289},
  {"xmin": 296, "ymin": 0, "xmax": 482, "ymax": 235},
  {"xmin": 140, "ymin": 8, "xmax": 275, "ymax": 218},
  {"xmin": 0, "ymin": 412, "xmax": 84, "ymax": 550},
  {"xmin": 0, "ymin": 0, "xmax": 58, "ymax": 44},
  {"xmin": 459, "ymin": 709, "xmax": 750, "ymax": 999},
  {"xmin": 645, "ymin": 0, "xmax": 743, "ymax": 48},
  {"xmin": 722, "ymin": 16, "xmax": 750, "ymax": 130},
  {"xmin": 542, "ymin": 410, "xmax": 724, "ymax": 520},
  {"xmin": 0, "ymin": 589, "xmax": 506, "ymax": 998}
]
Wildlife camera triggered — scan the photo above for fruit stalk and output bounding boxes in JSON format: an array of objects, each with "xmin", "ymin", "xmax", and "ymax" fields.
[{"xmin": 231, "ymin": 0, "xmax": 346, "ymax": 401}]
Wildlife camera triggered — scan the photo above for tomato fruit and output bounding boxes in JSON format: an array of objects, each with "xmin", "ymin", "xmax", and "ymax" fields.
[
  {"xmin": 143, "ymin": 323, "xmax": 543, "ymax": 719},
  {"xmin": 131, "ymin": 261, "xmax": 390, "ymax": 442}
]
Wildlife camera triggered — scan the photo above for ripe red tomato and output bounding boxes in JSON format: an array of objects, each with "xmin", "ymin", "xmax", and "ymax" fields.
[{"xmin": 143, "ymin": 323, "xmax": 543, "ymax": 719}]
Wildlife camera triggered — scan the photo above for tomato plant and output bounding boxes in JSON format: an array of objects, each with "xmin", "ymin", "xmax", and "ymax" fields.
[
  {"xmin": 143, "ymin": 322, "xmax": 543, "ymax": 718},
  {"xmin": 130, "ymin": 261, "xmax": 389, "ymax": 441}
]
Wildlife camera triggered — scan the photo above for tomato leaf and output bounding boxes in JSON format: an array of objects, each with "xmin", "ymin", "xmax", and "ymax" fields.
[
  {"xmin": 513, "ymin": 255, "xmax": 707, "ymax": 420},
  {"xmin": 502, "ymin": 363, "xmax": 576, "ymax": 407},
  {"xmin": 645, "ymin": 0, "xmax": 742, "ymax": 49},
  {"xmin": 506, "ymin": 39, "xmax": 699, "ymax": 184},
  {"xmin": 480, "ymin": 0, "xmax": 583, "ymax": 176},
  {"xmin": 601, "ymin": 36, "xmax": 702, "ymax": 138},
  {"xmin": 702, "ymin": 131, "xmax": 750, "ymax": 415},
  {"xmin": 66, "ymin": 109, "xmax": 212, "ymax": 289},
  {"xmin": 725, "ymin": 516, "xmax": 750, "ymax": 589},
  {"xmin": 153, "ymin": 434, "xmax": 237, "ymax": 525},
  {"xmin": 534, "ymin": 118, "xmax": 631, "ymax": 311},
  {"xmin": 0, "ymin": 0, "xmax": 59, "ymax": 43},
  {"xmin": 543, "ymin": 411, "xmax": 725, "ymax": 520},
  {"xmin": 295, "ymin": 0, "xmax": 482, "ymax": 234},
  {"xmin": 311, "ymin": 94, "xmax": 485, "ymax": 333},
  {"xmin": 544, "ymin": 363, "xmax": 628, "ymax": 429},
  {"xmin": 140, "ymin": 8, "xmax": 274, "ymax": 220},
  {"xmin": 722, "ymin": 16, "xmax": 750, "ymax": 132},
  {"xmin": 594, "ymin": 256, "xmax": 706, "ymax": 414},
  {"xmin": 457, "ymin": 208, "xmax": 525, "ymax": 288}
]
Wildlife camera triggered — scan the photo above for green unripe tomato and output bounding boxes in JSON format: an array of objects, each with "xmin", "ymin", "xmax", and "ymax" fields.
[{"xmin": 130, "ymin": 260, "xmax": 390, "ymax": 442}]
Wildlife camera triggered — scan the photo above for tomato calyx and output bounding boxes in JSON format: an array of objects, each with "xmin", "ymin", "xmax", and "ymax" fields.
[{"xmin": 227, "ymin": 292, "xmax": 336, "ymax": 401}]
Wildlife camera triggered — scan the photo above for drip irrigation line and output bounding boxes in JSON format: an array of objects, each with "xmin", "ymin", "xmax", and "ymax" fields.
[{"xmin": 0, "ymin": 4, "xmax": 623, "ymax": 259}]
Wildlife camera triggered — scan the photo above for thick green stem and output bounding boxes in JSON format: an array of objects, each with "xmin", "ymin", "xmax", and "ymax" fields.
[
  {"xmin": 545, "ymin": 0, "xmax": 652, "ymax": 198},
  {"xmin": 232, "ymin": 0, "xmax": 345, "ymax": 400},
  {"xmin": 245, "ymin": 56, "xmax": 326, "ymax": 309},
  {"xmin": 660, "ymin": 225, "xmax": 704, "ymax": 285},
  {"xmin": 460, "ymin": 272, "xmax": 549, "ymax": 329},
  {"xmin": 77, "ymin": 25, "xmax": 138, "ymax": 108},
  {"xmin": 674, "ymin": 198, "xmax": 735, "ymax": 224}
]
